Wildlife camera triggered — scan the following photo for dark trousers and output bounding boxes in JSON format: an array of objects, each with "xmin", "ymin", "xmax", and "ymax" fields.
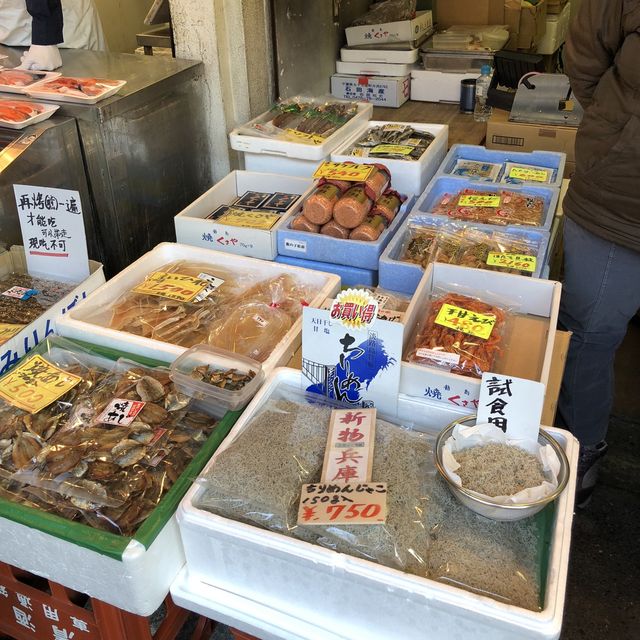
[{"xmin": 558, "ymin": 217, "xmax": 640, "ymax": 446}]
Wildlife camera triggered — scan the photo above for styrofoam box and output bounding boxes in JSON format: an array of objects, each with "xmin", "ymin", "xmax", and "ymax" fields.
[
  {"xmin": 400, "ymin": 263, "xmax": 561, "ymax": 403},
  {"xmin": 174, "ymin": 172, "xmax": 315, "ymax": 260},
  {"xmin": 231, "ymin": 101, "xmax": 373, "ymax": 179},
  {"xmin": 277, "ymin": 196, "xmax": 413, "ymax": 270},
  {"xmin": 411, "ymin": 68, "xmax": 478, "ymax": 103},
  {"xmin": 379, "ymin": 214, "xmax": 550, "ymax": 295},
  {"xmin": 537, "ymin": 2, "xmax": 571, "ymax": 55},
  {"xmin": 345, "ymin": 10, "xmax": 433, "ymax": 46},
  {"xmin": 336, "ymin": 59, "xmax": 415, "ymax": 76},
  {"xmin": 411, "ymin": 176, "xmax": 560, "ymax": 232},
  {"xmin": 275, "ymin": 255, "xmax": 377, "ymax": 288},
  {"xmin": 331, "ymin": 121, "xmax": 449, "ymax": 196},
  {"xmin": 55, "ymin": 243, "xmax": 340, "ymax": 375},
  {"xmin": 0, "ymin": 246, "xmax": 104, "ymax": 374},
  {"xmin": 437, "ymin": 145, "xmax": 567, "ymax": 190},
  {"xmin": 173, "ymin": 367, "xmax": 578, "ymax": 640},
  {"xmin": 340, "ymin": 46, "xmax": 419, "ymax": 65},
  {"xmin": 331, "ymin": 74, "xmax": 410, "ymax": 108}
]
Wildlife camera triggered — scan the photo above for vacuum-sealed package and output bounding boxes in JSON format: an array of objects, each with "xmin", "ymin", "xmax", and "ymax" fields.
[
  {"xmin": 345, "ymin": 124, "xmax": 435, "ymax": 161},
  {"xmin": 399, "ymin": 224, "xmax": 441, "ymax": 268},
  {"xmin": 406, "ymin": 292, "xmax": 509, "ymax": 379}
]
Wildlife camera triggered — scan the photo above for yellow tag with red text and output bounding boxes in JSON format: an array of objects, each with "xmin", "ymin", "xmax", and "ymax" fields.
[
  {"xmin": 133, "ymin": 271, "xmax": 209, "ymax": 303},
  {"xmin": 435, "ymin": 303, "xmax": 496, "ymax": 340},
  {"xmin": 509, "ymin": 167, "xmax": 549, "ymax": 182},
  {"xmin": 0, "ymin": 323, "xmax": 25, "ymax": 345},
  {"xmin": 313, "ymin": 161, "xmax": 375, "ymax": 182},
  {"xmin": 458, "ymin": 195, "xmax": 501, "ymax": 207},
  {"xmin": 487, "ymin": 252, "xmax": 537, "ymax": 272}
]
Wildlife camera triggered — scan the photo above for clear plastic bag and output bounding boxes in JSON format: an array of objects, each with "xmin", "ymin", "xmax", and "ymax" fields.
[
  {"xmin": 346, "ymin": 124, "xmax": 435, "ymax": 161},
  {"xmin": 398, "ymin": 224, "xmax": 441, "ymax": 268},
  {"xmin": 351, "ymin": 0, "xmax": 417, "ymax": 26},
  {"xmin": 406, "ymin": 291, "xmax": 509, "ymax": 379}
]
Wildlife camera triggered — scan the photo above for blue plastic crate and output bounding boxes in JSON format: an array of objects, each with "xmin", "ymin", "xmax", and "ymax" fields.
[
  {"xmin": 437, "ymin": 144, "xmax": 566, "ymax": 189},
  {"xmin": 276, "ymin": 196, "xmax": 414, "ymax": 270},
  {"xmin": 411, "ymin": 176, "xmax": 559, "ymax": 232},
  {"xmin": 275, "ymin": 255, "xmax": 377, "ymax": 287},
  {"xmin": 379, "ymin": 213, "xmax": 550, "ymax": 295}
]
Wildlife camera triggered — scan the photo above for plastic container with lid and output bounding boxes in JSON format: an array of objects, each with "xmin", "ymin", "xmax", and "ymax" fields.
[{"xmin": 170, "ymin": 345, "xmax": 265, "ymax": 412}]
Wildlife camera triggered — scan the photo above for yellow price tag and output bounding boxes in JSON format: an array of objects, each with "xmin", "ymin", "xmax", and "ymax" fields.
[
  {"xmin": 487, "ymin": 252, "xmax": 537, "ymax": 272},
  {"xmin": 218, "ymin": 208, "xmax": 280, "ymax": 230},
  {"xmin": 285, "ymin": 129, "xmax": 325, "ymax": 145},
  {"xmin": 458, "ymin": 195, "xmax": 501, "ymax": 208},
  {"xmin": 370, "ymin": 144, "xmax": 414, "ymax": 156},
  {"xmin": 313, "ymin": 161, "xmax": 375, "ymax": 182},
  {"xmin": 434, "ymin": 303, "xmax": 496, "ymax": 340},
  {"xmin": 509, "ymin": 167, "xmax": 549, "ymax": 182},
  {"xmin": 0, "ymin": 323, "xmax": 25, "ymax": 345},
  {"xmin": 132, "ymin": 271, "xmax": 209, "ymax": 303},
  {"xmin": 0, "ymin": 354, "xmax": 82, "ymax": 414}
]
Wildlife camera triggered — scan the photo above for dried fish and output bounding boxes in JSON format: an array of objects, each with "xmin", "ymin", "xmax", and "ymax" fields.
[
  {"xmin": 111, "ymin": 439, "xmax": 146, "ymax": 467},
  {"xmin": 12, "ymin": 433, "xmax": 42, "ymax": 469},
  {"xmin": 135, "ymin": 376, "xmax": 165, "ymax": 402}
]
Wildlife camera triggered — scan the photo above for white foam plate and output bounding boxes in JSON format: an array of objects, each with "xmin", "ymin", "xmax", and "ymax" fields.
[
  {"xmin": 0, "ymin": 100, "xmax": 59, "ymax": 129},
  {"xmin": 0, "ymin": 68, "xmax": 61, "ymax": 95},
  {"xmin": 27, "ymin": 78, "xmax": 127, "ymax": 104}
]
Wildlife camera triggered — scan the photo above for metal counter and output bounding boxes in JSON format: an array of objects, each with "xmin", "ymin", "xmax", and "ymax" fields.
[{"xmin": 0, "ymin": 47, "xmax": 210, "ymax": 276}]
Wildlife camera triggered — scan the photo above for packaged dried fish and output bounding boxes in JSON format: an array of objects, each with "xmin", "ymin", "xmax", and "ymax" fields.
[
  {"xmin": 345, "ymin": 124, "xmax": 435, "ymax": 161},
  {"xmin": 398, "ymin": 224, "xmax": 441, "ymax": 268}
]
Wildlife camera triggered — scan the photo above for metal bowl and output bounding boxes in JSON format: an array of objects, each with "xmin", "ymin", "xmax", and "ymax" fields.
[{"xmin": 434, "ymin": 416, "xmax": 570, "ymax": 521}]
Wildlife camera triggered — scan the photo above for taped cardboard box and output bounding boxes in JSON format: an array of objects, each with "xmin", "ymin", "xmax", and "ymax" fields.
[{"xmin": 516, "ymin": 0, "xmax": 547, "ymax": 50}]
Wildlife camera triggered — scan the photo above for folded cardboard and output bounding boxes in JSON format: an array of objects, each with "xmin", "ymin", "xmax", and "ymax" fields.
[
  {"xmin": 331, "ymin": 74, "xmax": 410, "ymax": 108},
  {"xmin": 435, "ymin": 0, "xmax": 505, "ymax": 28},
  {"xmin": 486, "ymin": 108, "xmax": 577, "ymax": 169},
  {"xmin": 537, "ymin": 1, "xmax": 571, "ymax": 55},
  {"xmin": 515, "ymin": 0, "xmax": 547, "ymax": 50},
  {"xmin": 546, "ymin": 0, "xmax": 568, "ymax": 14},
  {"xmin": 345, "ymin": 10, "xmax": 433, "ymax": 47}
]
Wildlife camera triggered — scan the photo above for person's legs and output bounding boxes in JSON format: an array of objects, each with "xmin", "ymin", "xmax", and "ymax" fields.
[{"xmin": 558, "ymin": 217, "xmax": 640, "ymax": 502}]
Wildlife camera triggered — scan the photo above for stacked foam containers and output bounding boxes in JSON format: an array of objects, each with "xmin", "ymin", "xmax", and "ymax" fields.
[
  {"xmin": 275, "ymin": 122, "xmax": 449, "ymax": 286},
  {"xmin": 380, "ymin": 145, "xmax": 567, "ymax": 294}
]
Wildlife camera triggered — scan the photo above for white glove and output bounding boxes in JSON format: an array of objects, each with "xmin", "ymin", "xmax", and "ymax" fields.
[{"xmin": 19, "ymin": 45, "xmax": 62, "ymax": 72}]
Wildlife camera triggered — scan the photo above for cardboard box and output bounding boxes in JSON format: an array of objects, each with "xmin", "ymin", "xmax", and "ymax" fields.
[
  {"xmin": 410, "ymin": 68, "xmax": 478, "ymax": 104},
  {"xmin": 486, "ymin": 108, "xmax": 577, "ymax": 165},
  {"xmin": 435, "ymin": 0, "xmax": 505, "ymax": 29},
  {"xmin": 345, "ymin": 10, "xmax": 433, "ymax": 46},
  {"xmin": 516, "ymin": 0, "xmax": 547, "ymax": 50},
  {"xmin": 331, "ymin": 73, "xmax": 410, "ymax": 108},
  {"xmin": 537, "ymin": 1, "xmax": 571, "ymax": 55},
  {"xmin": 546, "ymin": 0, "xmax": 568, "ymax": 15}
]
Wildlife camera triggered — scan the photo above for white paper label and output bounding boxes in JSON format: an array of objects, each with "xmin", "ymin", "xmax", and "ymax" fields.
[
  {"xmin": 2, "ymin": 287, "xmax": 34, "ymax": 300},
  {"xmin": 285, "ymin": 238, "xmax": 307, "ymax": 253},
  {"xmin": 254, "ymin": 315, "xmax": 268, "ymax": 328},
  {"xmin": 97, "ymin": 398, "xmax": 146, "ymax": 426},
  {"xmin": 415, "ymin": 348, "xmax": 461, "ymax": 366},
  {"xmin": 194, "ymin": 272, "xmax": 225, "ymax": 302}
]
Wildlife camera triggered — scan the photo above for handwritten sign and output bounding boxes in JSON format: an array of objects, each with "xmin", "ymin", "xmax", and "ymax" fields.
[
  {"xmin": 297, "ymin": 483, "xmax": 388, "ymax": 525},
  {"xmin": 0, "ymin": 323, "xmax": 24, "ymax": 345},
  {"xmin": 434, "ymin": 303, "xmax": 496, "ymax": 340},
  {"xmin": 487, "ymin": 252, "xmax": 537, "ymax": 272},
  {"xmin": 217, "ymin": 208, "xmax": 280, "ymax": 230},
  {"xmin": 285, "ymin": 129, "xmax": 325, "ymax": 145},
  {"xmin": 477, "ymin": 373, "xmax": 545, "ymax": 441},
  {"xmin": 509, "ymin": 166, "xmax": 549, "ymax": 182},
  {"xmin": 132, "ymin": 271, "xmax": 208, "ymax": 303},
  {"xmin": 313, "ymin": 161, "xmax": 375, "ymax": 182},
  {"xmin": 98, "ymin": 398, "xmax": 146, "ymax": 426},
  {"xmin": 0, "ymin": 354, "xmax": 82, "ymax": 414},
  {"xmin": 370, "ymin": 144, "xmax": 414, "ymax": 156},
  {"xmin": 330, "ymin": 288, "xmax": 380, "ymax": 330},
  {"xmin": 14, "ymin": 185, "xmax": 89, "ymax": 282},
  {"xmin": 458, "ymin": 195, "xmax": 501, "ymax": 208}
]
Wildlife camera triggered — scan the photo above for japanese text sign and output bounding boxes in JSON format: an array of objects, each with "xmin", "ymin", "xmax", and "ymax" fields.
[
  {"xmin": 458, "ymin": 194, "xmax": 501, "ymax": 208},
  {"xmin": 509, "ymin": 167, "xmax": 549, "ymax": 182},
  {"xmin": 132, "ymin": 271, "xmax": 208, "ymax": 303},
  {"xmin": 370, "ymin": 144, "xmax": 414, "ymax": 156},
  {"xmin": 14, "ymin": 185, "xmax": 89, "ymax": 282},
  {"xmin": 313, "ymin": 161, "xmax": 375, "ymax": 182},
  {"xmin": 487, "ymin": 252, "xmax": 537, "ymax": 273},
  {"xmin": 98, "ymin": 398, "xmax": 146, "ymax": 426},
  {"xmin": 0, "ymin": 354, "xmax": 82, "ymax": 414},
  {"xmin": 217, "ymin": 208, "xmax": 280, "ymax": 230},
  {"xmin": 434, "ymin": 303, "xmax": 496, "ymax": 340},
  {"xmin": 477, "ymin": 373, "xmax": 545, "ymax": 441},
  {"xmin": 0, "ymin": 323, "xmax": 25, "ymax": 345},
  {"xmin": 285, "ymin": 129, "xmax": 325, "ymax": 145},
  {"xmin": 322, "ymin": 408, "xmax": 376, "ymax": 484}
]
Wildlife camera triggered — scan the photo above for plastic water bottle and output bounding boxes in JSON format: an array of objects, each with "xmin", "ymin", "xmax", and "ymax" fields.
[{"xmin": 473, "ymin": 64, "xmax": 493, "ymax": 123}]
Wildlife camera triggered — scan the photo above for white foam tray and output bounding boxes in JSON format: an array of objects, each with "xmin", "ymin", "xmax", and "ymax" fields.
[
  {"xmin": 340, "ymin": 46, "xmax": 419, "ymax": 65},
  {"xmin": 27, "ymin": 79, "xmax": 127, "ymax": 104},
  {"xmin": 331, "ymin": 121, "xmax": 449, "ymax": 196},
  {"xmin": 335, "ymin": 59, "xmax": 415, "ymax": 76},
  {"xmin": 0, "ymin": 100, "xmax": 59, "ymax": 129},
  {"xmin": 173, "ymin": 367, "xmax": 578, "ymax": 640},
  {"xmin": 55, "ymin": 243, "xmax": 341, "ymax": 375}
]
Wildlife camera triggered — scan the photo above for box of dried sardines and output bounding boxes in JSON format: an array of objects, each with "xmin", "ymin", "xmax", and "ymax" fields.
[
  {"xmin": 0, "ymin": 336, "xmax": 239, "ymax": 616},
  {"xmin": 0, "ymin": 246, "xmax": 104, "ymax": 374}
]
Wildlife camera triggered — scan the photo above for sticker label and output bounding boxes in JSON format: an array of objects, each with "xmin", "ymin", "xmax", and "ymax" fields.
[
  {"xmin": 0, "ymin": 323, "xmax": 25, "ymax": 344},
  {"xmin": 370, "ymin": 144, "xmax": 414, "ymax": 156},
  {"xmin": 217, "ymin": 208, "xmax": 280, "ymax": 230},
  {"xmin": 415, "ymin": 348, "xmax": 461, "ymax": 366},
  {"xmin": 2, "ymin": 286, "xmax": 38, "ymax": 301},
  {"xmin": 313, "ymin": 161, "xmax": 375, "ymax": 182},
  {"xmin": 508, "ymin": 167, "xmax": 549, "ymax": 182},
  {"xmin": 253, "ymin": 315, "xmax": 268, "ymax": 328},
  {"xmin": 0, "ymin": 354, "xmax": 82, "ymax": 414},
  {"xmin": 132, "ymin": 271, "xmax": 209, "ymax": 303},
  {"xmin": 458, "ymin": 195, "xmax": 501, "ymax": 208},
  {"xmin": 297, "ymin": 482, "xmax": 388, "ymax": 525},
  {"xmin": 330, "ymin": 289, "xmax": 380, "ymax": 330},
  {"xmin": 284, "ymin": 238, "xmax": 307, "ymax": 253},
  {"xmin": 194, "ymin": 272, "xmax": 225, "ymax": 302},
  {"xmin": 434, "ymin": 303, "xmax": 496, "ymax": 340},
  {"xmin": 487, "ymin": 252, "xmax": 537, "ymax": 272},
  {"xmin": 285, "ymin": 129, "xmax": 325, "ymax": 145},
  {"xmin": 98, "ymin": 398, "xmax": 146, "ymax": 426}
]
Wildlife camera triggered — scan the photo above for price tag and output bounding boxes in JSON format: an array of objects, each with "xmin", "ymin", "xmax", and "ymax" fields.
[
  {"xmin": 217, "ymin": 208, "xmax": 280, "ymax": 230},
  {"xmin": 415, "ymin": 348, "xmax": 461, "ymax": 366},
  {"xmin": 434, "ymin": 303, "xmax": 496, "ymax": 340},
  {"xmin": 0, "ymin": 323, "xmax": 25, "ymax": 344},
  {"xmin": 487, "ymin": 252, "xmax": 537, "ymax": 272},
  {"xmin": 370, "ymin": 144, "xmax": 414, "ymax": 156},
  {"xmin": 285, "ymin": 129, "xmax": 325, "ymax": 145},
  {"xmin": 509, "ymin": 166, "xmax": 549, "ymax": 182},
  {"xmin": 284, "ymin": 238, "xmax": 307, "ymax": 253},
  {"xmin": 313, "ymin": 161, "xmax": 375, "ymax": 182},
  {"xmin": 0, "ymin": 354, "xmax": 82, "ymax": 414},
  {"xmin": 132, "ymin": 271, "xmax": 209, "ymax": 303},
  {"xmin": 2, "ymin": 286, "xmax": 38, "ymax": 300},
  {"xmin": 458, "ymin": 195, "xmax": 501, "ymax": 208},
  {"xmin": 297, "ymin": 483, "xmax": 388, "ymax": 525}
]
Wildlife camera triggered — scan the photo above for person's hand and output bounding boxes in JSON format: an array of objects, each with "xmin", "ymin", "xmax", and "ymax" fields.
[{"xmin": 18, "ymin": 45, "xmax": 62, "ymax": 72}]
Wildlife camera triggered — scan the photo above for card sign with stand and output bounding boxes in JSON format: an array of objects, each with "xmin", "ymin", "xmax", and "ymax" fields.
[
  {"xmin": 477, "ymin": 373, "xmax": 545, "ymax": 441},
  {"xmin": 14, "ymin": 185, "xmax": 90, "ymax": 282},
  {"xmin": 301, "ymin": 288, "xmax": 403, "ymax": 415}
]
